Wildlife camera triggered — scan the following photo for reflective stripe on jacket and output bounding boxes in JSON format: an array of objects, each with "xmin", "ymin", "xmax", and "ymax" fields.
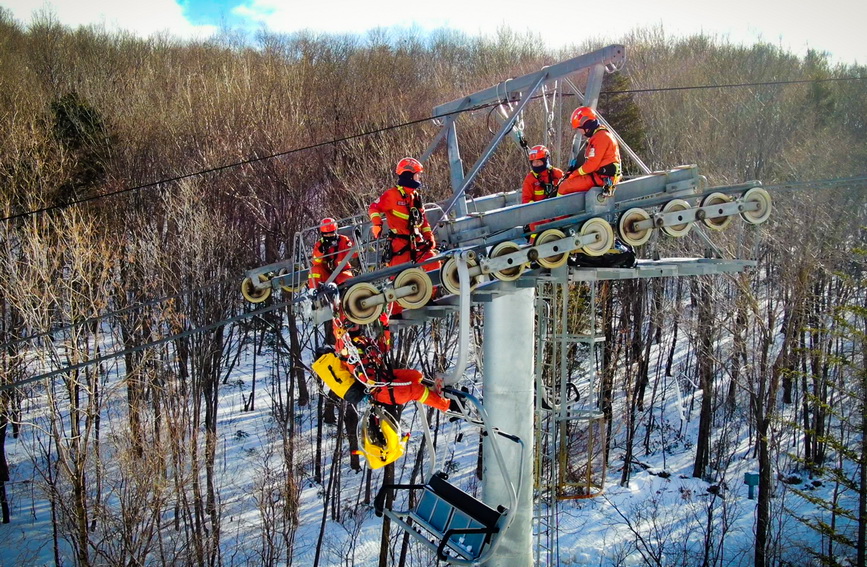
[
  {"xmin": 368, "ymin": 185, "xmax": 434, "ymax": 243},
  {"xmin": 521, "ymin": 167, "xmax": 564, "ymax": 203}
]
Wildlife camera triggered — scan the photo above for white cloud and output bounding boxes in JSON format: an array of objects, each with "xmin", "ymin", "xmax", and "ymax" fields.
[
  {"xmin": 3, "ymin": 0, "xmax": 864, "ymax": 64},
  {"xmin": 232, "ymin": 0, "xmax": 550, "ymax": 41},
  {"xmin": 4, "ymin": 0, "xmax": 217, "ymax": 39},
  {"xmin": 232, "ymin": 0, "xmax": 864, "ymax": 64}
]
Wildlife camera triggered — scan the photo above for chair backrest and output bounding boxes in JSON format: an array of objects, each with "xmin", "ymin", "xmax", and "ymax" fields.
[
  {"xmin": 427, "ymin": 473, "xmax": 502, "ymax": 528},
  {"xmin": 411, "ymin": 473, "xmax": 507, "ymax": 560}
]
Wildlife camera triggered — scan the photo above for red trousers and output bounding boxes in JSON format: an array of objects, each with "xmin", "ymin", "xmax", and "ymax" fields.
[
  {"xmin": 370, "ymin": 368, "xmax": 450, "ymax": 412},
  {"xmin": 388, "ymin": 238, "xmax": 441, "ymax": 272},
  {"xmin": 388, "ymin": 239, "xmax": 440, "ymax": 315},
  {"xmin": 557, "ymin": 173, "xmax": 598, "ymax": 195}
]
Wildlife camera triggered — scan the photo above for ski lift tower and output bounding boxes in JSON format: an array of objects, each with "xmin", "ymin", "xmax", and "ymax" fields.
[
  {"xmin": 426, "ymin": 45, "xmax": 627, "ymax": 567},
  {"xmin": 242, "ymin": 44, "xmax": 773, "ymax": 567},
  {"xmin": 419, "ymin": 45, "xmax": 768, "ymax": 567}
]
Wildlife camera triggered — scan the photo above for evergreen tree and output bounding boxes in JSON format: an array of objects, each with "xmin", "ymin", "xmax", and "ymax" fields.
[
  {"xmin": 600, "ymin": 70, "xmax": 648, "ymax": 177},
  {"xmin": 787, "ymin": 248, "xmax": 867, "ymax": 566},
  {"xmin": 49, "ymin": 91, "xmax": 113, "ymax": 205}
]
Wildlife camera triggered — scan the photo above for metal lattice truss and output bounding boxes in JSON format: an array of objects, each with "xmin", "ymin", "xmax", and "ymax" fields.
[{"xmin": 240, "ymin": 45, "xmax": 772, "ymax": 329}]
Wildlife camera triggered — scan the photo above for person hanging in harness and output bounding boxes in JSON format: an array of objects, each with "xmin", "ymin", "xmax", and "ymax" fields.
[
  {"xmin": 557, "ymin": 106, "xmax": 622, "ymax": 197},
  {"xmin": 310, "ymin": 290, "xmax": 460, "ymax": 468},
  {"xmin": 307, "ymin": 217, "xmax": 357, "ymax": 290},
  {"xmin": 311, "ymin": 285, "xmax": 453, "ymax": 413},
  {"xmin": 368, "ymin": 157, "xmax": 440, "ymax": 273},
  {"xmin": 341, "ymin": 332, "xmax": 454, "ymax": 413}
]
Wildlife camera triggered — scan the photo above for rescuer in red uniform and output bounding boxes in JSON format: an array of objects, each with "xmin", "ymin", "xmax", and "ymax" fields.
[
  {"xmin": 558, "ymin": 106, "xmax": 621, "ymax": 196},
  {"xmin": 368, "ymin": 157, "xmax": 439, "ymax": 272},
  {"xmin": 307, "ymin": 217, "xmax": 356, "ymax": 290},
  {"xmin": 521, "ymin": 144, "xmax": 564, "ymax": 204}
]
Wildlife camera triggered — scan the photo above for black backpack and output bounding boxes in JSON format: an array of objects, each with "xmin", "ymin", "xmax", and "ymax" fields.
[{"xmin": 569, "ymin": 239, "xmax": 636, "ymax": 268}]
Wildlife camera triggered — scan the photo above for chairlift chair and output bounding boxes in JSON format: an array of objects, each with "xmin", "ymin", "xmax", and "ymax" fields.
[
  {"xmin": 374, "ymin": 389, "xmax": 524, "ymax": 566},
  {"xmin": 374, "ymin": 472, "xmax": 509, "ymax": 564}
]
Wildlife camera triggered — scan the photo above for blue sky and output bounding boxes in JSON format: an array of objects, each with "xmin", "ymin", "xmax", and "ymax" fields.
[
  {"xmin": 4, "ymin": 0, "xmax": 866, "ymax": 65},
  {"xmin": 180, "ymin": 0, "xmax": 240, "ymax": 27}
]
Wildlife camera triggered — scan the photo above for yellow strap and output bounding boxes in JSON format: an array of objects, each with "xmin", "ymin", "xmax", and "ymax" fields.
[
  {"xmin": 393, "ymin": 210, "xmax": 410, "ymax": 220},
  {"xmin": 418, "ymin": 387, "xmax": 430, "ymax": 404}
]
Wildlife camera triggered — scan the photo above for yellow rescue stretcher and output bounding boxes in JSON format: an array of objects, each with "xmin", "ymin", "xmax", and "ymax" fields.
[
  {"xmin": 311, "ymin": 352, "xmax": 366, "ymax": 405},
  {"xmin": 356, "ymin": 405, "xmax": 409, "ymax": 469}
]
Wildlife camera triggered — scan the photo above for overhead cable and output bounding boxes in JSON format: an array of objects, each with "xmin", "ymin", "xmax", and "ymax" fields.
[{"xmin": 3, "ymin": 75, "xmax": 865, "ymax": 223}]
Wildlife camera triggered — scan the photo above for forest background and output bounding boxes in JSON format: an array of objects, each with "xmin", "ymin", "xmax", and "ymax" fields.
[{"xmin": 1, "ymin": 7, "xmax": 867, "ymax": 567}]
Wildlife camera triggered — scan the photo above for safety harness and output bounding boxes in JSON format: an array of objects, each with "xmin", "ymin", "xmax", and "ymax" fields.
[
  {"xmin": 587, "ymin": 127, "xmax": 622, "ymax": 195},
  {"xmin": 531, "ymin": 169, "xmax": 560, "ymax": 199},
  {"xmin": 333, "ymin": 314, "xmax": 413, "ymax": 403},
  {"xmin": 316, "ymin": 237, "xmax": 341, "ymax": 271},
  {"xmin": 384, "ymin": 186, "xmax": 434, "ymax": 263}
]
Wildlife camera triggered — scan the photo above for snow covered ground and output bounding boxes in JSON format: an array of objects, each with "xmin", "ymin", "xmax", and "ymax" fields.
[{"xmin": 0, "ymin": 315, "xmax": 858, "ymax": 567}]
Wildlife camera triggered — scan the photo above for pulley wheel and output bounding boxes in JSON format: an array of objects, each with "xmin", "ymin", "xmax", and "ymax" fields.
[
  {"xmin": 700, "ymin": 192, "xmax": 733, "ymax": 231},
  {"xmin": 740, "ymin": 187, "xmax": 772, "ymax": 224},
  {"xmin": 489, "ymin": 241, "xmax": 525, "ymax": 281},
  {"xmin": 534, "ymin": 229, "xmax": 569, "ymax": 268},
  {"xmin": 343, "ymin": 282, "xmax": 383, "ymax": 325},
  {"xmin": 660, "ymin": 199, "xmax": 693, "ymax": 237},
  {"xmin": 394, "ymin": 267, "xmax": 433, "ymax": 310},
  {"xmin": 440, "ymin": 256, "xmax": 480, "ymax": 296},
  {"xmin": 580, "ymin": 218, "xmax": 614, "ymax": 257},
  {"xmin": 241, "ymin": 274, "xmax": 271, "ymax": 304},
  {"xmin": 618, "ymin": 208, "xmax": 652, "ymax": 247}
]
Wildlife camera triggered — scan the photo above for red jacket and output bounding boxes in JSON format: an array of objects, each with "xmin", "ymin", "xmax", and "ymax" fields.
[
  {"xmin": 577, "ymin": 127, "xmax": 620, "ymax": 177},
  {"xmin": 336, "ymin": 331, "xmax": 449, "ymax": 412},
  {"xmin": 308, "ymin": 234, "xmax": 356, "ymax": 289},
  {"xmin": 522, "ymin": 167, "xmax": 565, "ymax": 203},
  {"xmin": 368, "ymin": 185, "xmax": 434, "ymax": 244},
  {"xmin": 558, "ymin": 127, "xmax": 621, "ymax": 194}
]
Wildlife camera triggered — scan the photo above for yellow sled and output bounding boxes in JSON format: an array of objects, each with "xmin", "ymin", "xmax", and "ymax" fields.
[{"xmin": 356, "ymin": 405, "xmax": 409, "ymax": 469}]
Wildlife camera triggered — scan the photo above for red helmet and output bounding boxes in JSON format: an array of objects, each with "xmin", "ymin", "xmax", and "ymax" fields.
[
  {"xmin": 570, "ymin": 106, "xmax": 598, "ymax": 129},
  {"xmin": 528, "ymin": 145, "xmax": 550, "ymax": 161},
  {"xmin": 395, "ymin": 157, "xmax": 424, "ymax": 175},
  {"xmin": 319, "ymin": 217, "xmax": 338, "ymax": 234}
]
